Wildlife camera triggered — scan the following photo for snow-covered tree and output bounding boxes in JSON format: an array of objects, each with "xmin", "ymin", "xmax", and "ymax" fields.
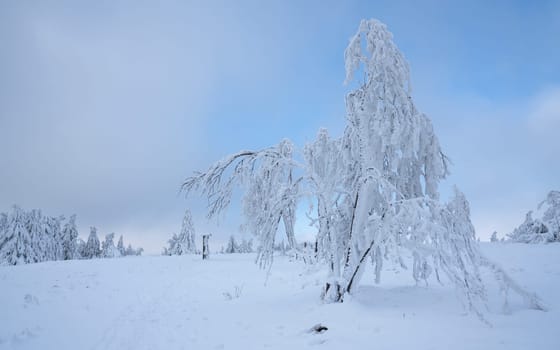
[
  {"xmin": 163, "ymin": 233, "xmax": 179, "ymax": 255},
  {"xmin": 225, "ymin": 235, "xmax": 239, "ymax": 253},
  {"xmin": 0, "ymin": 206, "xmax": 143, "ymax": 263},
  {"xmin": 83, "ymin": 227, "xmax": 101, "ymax": 259},
  {"xmin": 1, "ymin": 207, "xmax": 83, "ymax": 264},
  {"xmin": 541, "ymin": 191, "xmax": 560, "ymax": 238},
  {"xmin": 490, "ymin": 231, "xmax": 499, "ymax": 243},
  {"xmin": 0, "ymin": 212, "xmax": 6, "ymax": 255},
  {"xmin": 163, "ymin": 209, "xmax": 197, "ymax": 255},
  {"xmin": 178, "ymin": 209, "xmax": 197, "ymax": 253},
  {"xmin": 183, "ymin": 18, "xmax": 545, "ymax": 314},
  {"xmin": 239, "ymin": 238, "xmax": 253, "ymax": 253},
  {"xmin": 76, "ymin": 238, "xmax": 86, "ymax": 258},
  {"xmin": 25, "ymin": 209, "xmax": 44, "ymax": 263},
  {"xmin": 42, "ymin": 215, "xmax": 64, "ymax": 261},
  {"xmin": 183, "ymin": 140, "xmax": 300, "ymax": 266},
  {"xmin": 0, "ymin": 212, "xmax": 6, "ymax": 234},
  {"xmin": 61, "ymin": 214, "xmax": 79, "ymax": 260},
  {"xmin": 0, "ymin": 206, "xmax": 34, "ymax": 265},
  {"xmin": 116, "ymin": 240, "xmax": 143, "ymax": 257},
  {"xmin": 117, "ymin": 235, "xmax": 126, "ymax": 256},
  {"xmin": 509, "ymin": 212, "xmax": 545, "ymax": 243},
  {"xmin": 101, "ymin": 232, "xmax": 121, "ymax": 258},
  {"xmin": 508, "ymin": 191, "xmax": 560, "ymax": 243}
]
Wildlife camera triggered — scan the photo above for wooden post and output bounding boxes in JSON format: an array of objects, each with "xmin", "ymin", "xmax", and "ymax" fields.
[{"xmin": 202, "ymin": 234, "xmax": 210, "ymax": 260}]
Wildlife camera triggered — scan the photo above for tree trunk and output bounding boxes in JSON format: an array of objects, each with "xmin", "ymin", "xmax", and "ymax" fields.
[
  {"xmin": 345, "ymin": 240, "xmax": 375, "ymax": 294},
  {"xmin": 322, "ymin": 281, "xmax": 345, "ymax": 303},
  {"xmin": 202, "ymin": 234, "xmax": 210, "ymax": 260}
]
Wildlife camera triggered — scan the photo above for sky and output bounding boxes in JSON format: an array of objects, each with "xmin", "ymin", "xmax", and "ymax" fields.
[{"xmin": 1, "ymin": 0, "xmax": 559, "ymax": 253}]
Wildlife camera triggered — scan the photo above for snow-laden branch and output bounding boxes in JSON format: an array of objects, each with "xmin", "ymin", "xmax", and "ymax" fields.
[
  {"xmin": 182, "ymin": 140, "xmax": 302, "ymax": 255},
  {"xmin": 479, "ymin": 254, "xmax": 547, "ymax": 311}
]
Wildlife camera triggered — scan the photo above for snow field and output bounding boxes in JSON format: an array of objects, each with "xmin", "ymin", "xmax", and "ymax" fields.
[{"xmin": 0, "ymin": 243, "xmax": 558, "ymax": 350}]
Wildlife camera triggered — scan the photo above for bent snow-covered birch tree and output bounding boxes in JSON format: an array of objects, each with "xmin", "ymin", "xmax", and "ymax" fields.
[{"xmin": 183, "ymin": 19, "xmax": 545, "ymax": 315}]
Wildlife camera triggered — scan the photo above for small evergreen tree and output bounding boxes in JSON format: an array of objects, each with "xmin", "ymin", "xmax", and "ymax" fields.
[
  {"xmin": 76, "ymin": 238, "xmax": 86, "ymax": 259},
  {"xmin": 163, "ymin": 233, "xmax": 179, "ymax": 255},
  {"xmin": 126, "ymin": 244, "xmax": 136, "ymax": 256},
  {"xmin": 101, "ymin": 232, "xmax": 121, "ymax": 258},
  {"xmin": 83, "ymin": 227, "xmax": 101, "ymax": 259},
  {"xmin": 61, "ymin": 215, "xmax": 79, "ymax": 260},
  {"xmin": 239, "ymin": 238, "xmax": 253, "ymax": 253},
  {"xmin": 225, "ymin": 235, "xmax": 239, "ymax": 253},
  {"xmin": 163, "ymin": 209, "xmax": 198, "ymax": 255},
  {"xmin": 117, "ymin": 235, "xmax": 126, "ymax": 256},
  {"xmin": 177, "ymin": 209, "xmax": 197, "ymax": 254}
]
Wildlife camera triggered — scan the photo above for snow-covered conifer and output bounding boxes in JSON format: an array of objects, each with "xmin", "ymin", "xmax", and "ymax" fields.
[
  {"xmin": 0, "ymin": 212, "xmax": 6, "ymax": 234},
  {"xmin": 25, "ymin": 209, "xmax": 44, "ymax": 263},
  {"xmin": 239, "ymin": 238, "xmax": 253, "ymax": 253},
  {"xmin": 42, "ymin": 215, "xmax": 64, "ymax": 261},
  {"xmin": 163, "ymin": 210, "xmax": 197, "ymax": 255},
  {"xmin": 76, "ymin": 238, "xmax": 86, "ymax": 259},
  {"xmin": 177, "ymin": 209, "xmax": 197, "ymax": 254},
  {"xmin": 0, "ymin": 207, "xmax": 90, "ymax": 263},
  {"xmin": 101, "ymin": 232, "xmax": 121, "ymax": 258},
  {"xmin": 117, "ymin": 235, "xmax": 125, "ymax": 256},
  {"xmin": 164, "ymin": 233, "xmax": 178, "ymax": 255},
  {"xmin": 61, "ymin": 214, "xmax": 79, "ymax": 260},
  {"xmin": 541, "ymin": 191, "xmax": 560, "ymax": 239},
  {"xmin": 225, "ymin": 235, "xmax": 239, "ymax": 253},
  {"xmin": 83, "ymin": 227, "xmax": 101, "ymax": 259},
  {"xmin": 0, "ymin": 206, "xmax": 34, "ymax": 265},
  {"xmin": 127, "ymin": 244, "xmax": 136, "ymax": 256},
  {"xmin": 0, "ymin": 213, "xmax": 7, "ymax": 254}
]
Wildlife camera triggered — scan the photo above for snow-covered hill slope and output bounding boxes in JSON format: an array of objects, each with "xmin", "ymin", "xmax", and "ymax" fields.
[{"xmin": 0, "ymin": 243, "xmax": 558, "ymax": 350}]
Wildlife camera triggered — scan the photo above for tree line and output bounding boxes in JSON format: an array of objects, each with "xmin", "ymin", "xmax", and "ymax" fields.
[{"xmin": 0, "ymin": 205, "xmax": 142, "ymax": 265}]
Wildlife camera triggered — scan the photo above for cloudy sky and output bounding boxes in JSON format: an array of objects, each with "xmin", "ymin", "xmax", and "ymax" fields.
[{"xmin": 1, "ymin": 0, "xmax": 559, "ymax": 253}]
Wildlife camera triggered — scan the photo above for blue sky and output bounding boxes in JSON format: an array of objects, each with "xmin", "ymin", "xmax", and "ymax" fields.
[{"xmin": 1, "ymin": 0, "xmax": 559, "ymax": 253}]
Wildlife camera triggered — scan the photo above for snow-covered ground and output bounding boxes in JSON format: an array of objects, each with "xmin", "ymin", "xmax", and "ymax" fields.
[{"xmin": 0, "ymin": 243, "xmax": 558, "ymax": 350}]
